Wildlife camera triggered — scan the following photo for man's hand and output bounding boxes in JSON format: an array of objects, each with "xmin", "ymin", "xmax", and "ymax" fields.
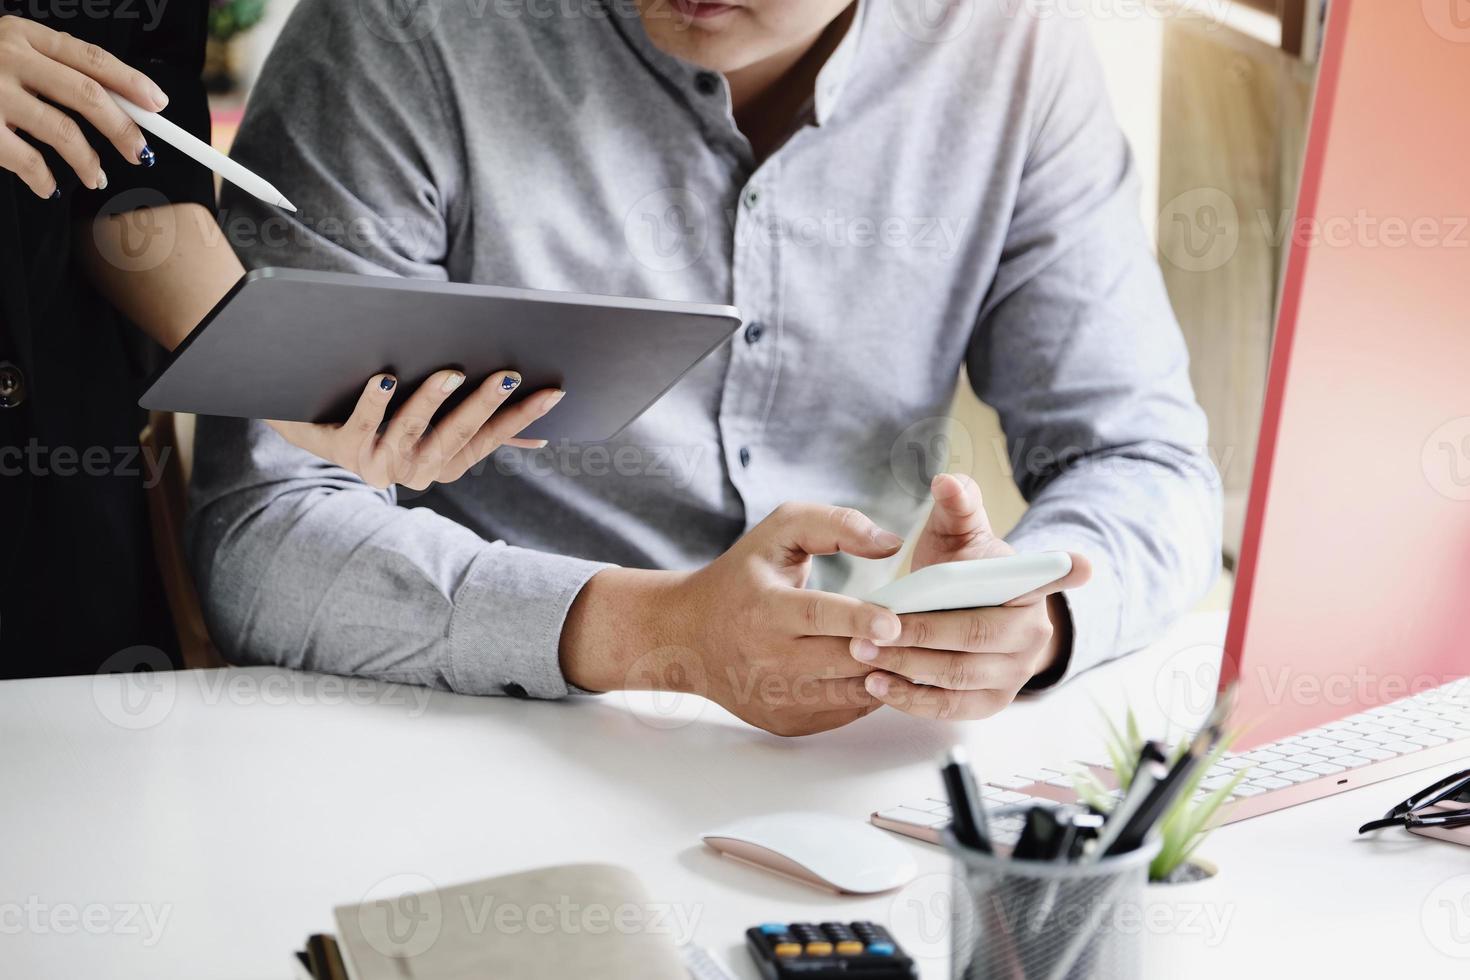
[
  {"xmin": 561, "ymin": 503, "xmax": 906, "ymax": 737},
  {"xmin": 268, "ymin": 369, "xmax": 565, "ymax": 490},
  {"xmin": 850, "ymin": 474, "xmax": 1091, "ymax": 720}
]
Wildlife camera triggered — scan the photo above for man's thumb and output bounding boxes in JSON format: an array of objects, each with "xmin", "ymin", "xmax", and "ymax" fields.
[{"xmin": 927, "ymin": 473, "xmax": 993, "ymax": 539}]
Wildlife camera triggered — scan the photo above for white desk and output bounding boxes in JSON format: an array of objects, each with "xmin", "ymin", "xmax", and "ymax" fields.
[{"xmin": 2, "ymin": 612, "xmax": 1467, "ymax": 978}]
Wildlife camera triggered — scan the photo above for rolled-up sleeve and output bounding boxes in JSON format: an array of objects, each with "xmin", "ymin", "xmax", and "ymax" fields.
[
  {"xmin": 967, "ymin": 21, "xmax": 1223, "ymax": 684},
  {"xmin": 186, "ymin": 0, "xmax": 607, "ymax": 697}
]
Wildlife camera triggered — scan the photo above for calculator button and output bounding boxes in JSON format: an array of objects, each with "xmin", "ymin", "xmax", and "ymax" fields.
[
  {"xmin": 773, "ymin": 943, "xmax": 802, "ymax": 957},
  {"xmin": 836, "ymin": 941, "xmax": 864, "ymax": 955},
  {"xmin": 758, "ymin": 923, "xmax": 788, "ymax": 935},
  {"xmin": 867, "ymin": 942, "xmax": 896, "ymax": 956},
  {"xmin": 805, "ymin": 942, "xmax": 834, "ymax": 956},
  {"xmin": 820, "ymin": 923, "xmax": 856, "ymax": 941}
]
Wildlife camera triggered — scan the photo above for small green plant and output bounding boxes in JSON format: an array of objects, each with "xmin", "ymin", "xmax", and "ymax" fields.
[{"xmin": 1073, "ymin": 706, "xmax": 1249, "ymax": 882}]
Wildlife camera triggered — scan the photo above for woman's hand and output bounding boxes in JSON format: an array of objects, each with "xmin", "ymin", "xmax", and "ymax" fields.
[
  {"xmin": 0, "ymin": 15, "xmax": 165, "ymax": 198},
  {"xmin": 268, "ymin": 369, "xmax": 566, "ymax": 490}
]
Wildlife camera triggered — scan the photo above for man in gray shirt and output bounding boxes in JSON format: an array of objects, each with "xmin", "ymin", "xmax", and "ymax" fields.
[{"xmin": 190, "ymin": 0, "xmax": 1221, "ymax": 735}]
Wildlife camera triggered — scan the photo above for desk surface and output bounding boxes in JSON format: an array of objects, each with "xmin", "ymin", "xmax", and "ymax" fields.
[{"xmin": 3, "ymin": 611, "xmax": 1468, "ymax": 978}]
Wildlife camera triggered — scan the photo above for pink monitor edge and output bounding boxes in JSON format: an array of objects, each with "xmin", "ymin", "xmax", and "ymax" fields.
[{"xmin": 1220, "ymin": 0, "xmax": 1470, "ymax": 748}]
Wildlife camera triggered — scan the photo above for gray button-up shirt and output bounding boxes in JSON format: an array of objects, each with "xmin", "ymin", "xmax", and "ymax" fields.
[{"xmin": 189, "ymin": 0, "xmax": 1222, "ymax": 699}]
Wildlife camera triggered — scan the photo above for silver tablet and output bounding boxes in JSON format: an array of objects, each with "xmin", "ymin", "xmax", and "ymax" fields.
[{"xmin": 139, "ymin": 268, "xmax": 743, "ymax": 443}]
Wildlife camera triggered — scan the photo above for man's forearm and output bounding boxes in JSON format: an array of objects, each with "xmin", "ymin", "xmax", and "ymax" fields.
[{"xmin": 558, "ymin": 567, "xmax": 692, "ymax": 694}]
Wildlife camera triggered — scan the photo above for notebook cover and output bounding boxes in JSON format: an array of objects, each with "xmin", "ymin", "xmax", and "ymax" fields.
[{"xmin": 333, "ymin": 863, "xmax": 689, "ymax": 980}]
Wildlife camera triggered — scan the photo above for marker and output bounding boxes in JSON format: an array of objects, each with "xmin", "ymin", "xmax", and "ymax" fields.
[
  {"xmin": 110, "ymin": 92, "xmax": 296, "ymax": 212},
  {"xmin": 941, "ymin": 746, "xmax": 993, "ymax": 855},
  {"xmin": 1090, "ymin": 758, "xmax": 1167, "ymax": 860}
]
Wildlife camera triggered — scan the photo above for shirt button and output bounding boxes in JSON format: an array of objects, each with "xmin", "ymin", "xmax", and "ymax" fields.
[
  {"xmin": 694, "ymin": 71, "xmax": 721, "ymax": 96},
  {"xmin": 743, "ymin": 187, "xmax": 760, "ymax": 209},
  {"xmin": 0, "ymin": 362, "xmax": 27, "ymax": 409},
  {"xmin": 739, "ymin": 447, "xmax": 751, "ymax": 468},
  {"xmin": 744, "ymin": 322, "xmax": 764, "ymax": 344}
]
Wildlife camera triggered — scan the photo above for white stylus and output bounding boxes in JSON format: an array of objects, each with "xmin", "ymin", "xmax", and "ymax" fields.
[{"xmin": 109, "ymin": 92, "xmax": 296, "ymax": 212}]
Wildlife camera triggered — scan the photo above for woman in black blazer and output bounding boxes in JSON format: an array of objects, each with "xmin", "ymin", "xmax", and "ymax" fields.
[{"xmin": 0, "ymin": 5, "xmax": 556, "ymax": 678}]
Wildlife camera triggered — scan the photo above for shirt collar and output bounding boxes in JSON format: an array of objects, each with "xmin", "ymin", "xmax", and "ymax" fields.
[
  {"xmin": 812, "ymin": 0, "xmax": 866, "ymax": 126},
  {"xmin": 603, "ymin": 0, "xmax": 867, "ymax": 128}
]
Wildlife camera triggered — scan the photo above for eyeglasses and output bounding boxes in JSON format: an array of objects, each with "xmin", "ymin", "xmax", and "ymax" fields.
[{"xmin": 1358, "ymin": 768, "xmax": 1470, "ymax": 835}]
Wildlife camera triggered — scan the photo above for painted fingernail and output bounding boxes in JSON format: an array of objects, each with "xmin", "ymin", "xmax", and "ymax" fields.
[
  {"xmin": 138, "ymin": 145, "xmax": 155, "ymax": 168},
  {"xmin": 442, "ymin": 372, "xmax": 465, "ymax": 393},
  {"xmin": 865, "ymin": 673, "xmax": 890, "ymax": 697},
  {"xmin": 379, "ymin": 376, "xmax": 397, "ymax": 392},
  {"xmin": 852, "ymin": 639, "xmax": 879, "ymax": 663},
  {"xmin": 500, "ymin": 374, "xmax": 521, "ymax": 392},
  {"xmin": 95, "ymin": 170, "xmax": 108, "ymax": 191}
]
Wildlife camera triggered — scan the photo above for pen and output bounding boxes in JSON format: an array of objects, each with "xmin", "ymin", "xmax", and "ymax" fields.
[
  {"xmin": 1105, "ymin": 728, "xmax": 1215, "ymax": 859},
  {"xmin": 1067, "ymin": 811, "xmax": 1105, "ymax": 861},
  {"xmin": 1091, "ymin": 758, "xmax": 1167, "ymax": 860},
  {"xmin": 1100, "ymin": 690, "xmax": 1237, "ymax": 858},
  {"xmin": 941, "ymin": 746, "xmax": 993, "ymax": 855},
  {"xmin": 109, "ymin": 92, "xmax": 297, "ymax": 212},
  {"xmin": 1011, "ymin": 805, "xmax": 1061, "ymax": 862}
]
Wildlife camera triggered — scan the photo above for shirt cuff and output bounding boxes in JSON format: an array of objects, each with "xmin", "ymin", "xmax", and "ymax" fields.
[
  {"xmin": 1004, "ymin": 527, "xmax": 1122, "ymax": 689},
  {"xmin": 446, "ymin": 546, "xmax": 611, "ymax": 699}
]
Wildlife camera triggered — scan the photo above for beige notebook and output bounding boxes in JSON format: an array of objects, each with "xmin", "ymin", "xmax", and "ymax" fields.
[{"xmin": 334, "ymin": 863, "xmax": 689, "ymax": 980}]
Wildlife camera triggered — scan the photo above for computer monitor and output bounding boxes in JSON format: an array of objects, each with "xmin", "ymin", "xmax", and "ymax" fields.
[
  {"xmin": 1222, "ymin": 0, "xmax": 1470, "ymax": 755},
  {"xmin": 872, "ymin": 0, "xmax": 1470, "ymax": 845}
]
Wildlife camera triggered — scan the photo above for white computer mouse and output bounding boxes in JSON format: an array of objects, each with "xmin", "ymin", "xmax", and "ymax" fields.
[{"xmin": 701, "ymin": 812, "xmax": 918, "ymax": 895}]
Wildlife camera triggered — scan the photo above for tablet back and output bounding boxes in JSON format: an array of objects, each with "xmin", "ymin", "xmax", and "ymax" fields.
[{"xmin": 140, "ymin": 268, "xmax": 742, "ymax": 443}]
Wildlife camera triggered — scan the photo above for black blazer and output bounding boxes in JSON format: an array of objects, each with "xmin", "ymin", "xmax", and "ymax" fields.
[{"xmin": 0, "ymin": 0, "xmax": 213, "ymax": 677}]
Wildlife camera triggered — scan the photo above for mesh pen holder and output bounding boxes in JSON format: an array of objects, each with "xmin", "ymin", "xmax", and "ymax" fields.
[{"xmin": 943, "ymin": 829, "xmax": 1159, "ymax": 980}]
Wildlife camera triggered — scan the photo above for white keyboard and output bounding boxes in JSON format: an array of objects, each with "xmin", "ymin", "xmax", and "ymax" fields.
[{"xmin": 873, "ymin": 679, "xmax": 1470, "ymax": 846}]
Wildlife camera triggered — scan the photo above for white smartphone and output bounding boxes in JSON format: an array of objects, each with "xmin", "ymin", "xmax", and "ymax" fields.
[{"xmin": 862, "ymin": 552, "xmax": 1073, "ymax": 614}]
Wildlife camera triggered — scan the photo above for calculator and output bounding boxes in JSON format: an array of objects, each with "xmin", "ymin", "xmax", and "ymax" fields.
[{"xmin": 745, "ymin": 921, "xmax": 917, "ymax": 979}]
